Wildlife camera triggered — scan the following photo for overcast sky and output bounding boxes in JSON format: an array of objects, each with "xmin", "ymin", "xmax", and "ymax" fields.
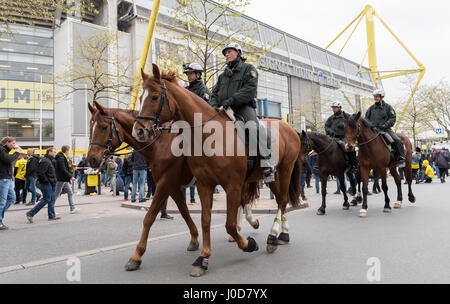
[{"xmin": 245, "ymin": 0, "xmax": 449, "ymax": 103}]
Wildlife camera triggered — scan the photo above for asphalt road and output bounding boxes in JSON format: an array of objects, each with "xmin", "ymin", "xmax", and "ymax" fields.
[{"xmin": 1, "ymin": 179, "xmax": 449, "ymax": 284}]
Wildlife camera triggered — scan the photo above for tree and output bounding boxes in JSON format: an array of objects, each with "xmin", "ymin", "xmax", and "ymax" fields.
[
  {"xmin": 55, "ymin": 30, "xmax": 135, "ymax": 106},
  {"xmin": 0, "ymin": 0, "xmax": 98, "ymax": 36},
  {"xmin": 157, "ymin": 0, "xmax": 282, "ymax": 86}
]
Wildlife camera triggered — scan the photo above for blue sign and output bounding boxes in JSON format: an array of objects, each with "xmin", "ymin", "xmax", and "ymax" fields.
[
  {"xmin": 317, "ymin": 71, "xmax": 324, "ymax": 84},
  {"xmin": 436, "ymin": 128, "xmax": 443, "ymax": 135}
]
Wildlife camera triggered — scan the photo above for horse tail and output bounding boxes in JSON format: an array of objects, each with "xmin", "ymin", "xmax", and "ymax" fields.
[
  {"xmin": 243, "ymin": 182, "xmax": 260, "ymax": 207},
  {"xmin": 288, "ymin": 132, "xmax": 304, "ymax": 208}
]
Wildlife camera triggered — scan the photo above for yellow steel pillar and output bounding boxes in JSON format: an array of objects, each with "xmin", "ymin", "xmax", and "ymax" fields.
[
  {"xmin": 129, "ymin": 0, "xmax": 161, "ymax": 110},
  {"xmin": 365, "ymin": 5, "xmax": 378, "ymax": 87}
]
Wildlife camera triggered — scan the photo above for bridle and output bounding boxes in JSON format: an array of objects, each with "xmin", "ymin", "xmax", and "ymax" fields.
[
  {"xmin": 304, "ymin": 133, "xmax": 335, "ymax": 155},
  {"xmin": 134, "ymin": 81, "xmax": 174, "ymax": 136},
  {"xmin": 347, "ymin": 119, "xmax": 381, "ymax": 148},
  {"xmin": 90, "ymin": 115, "xmax": 124, "ymax": 155}
]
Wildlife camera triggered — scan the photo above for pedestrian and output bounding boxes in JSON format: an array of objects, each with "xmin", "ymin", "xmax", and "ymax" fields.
[
  {"xmin": 432, "ymin": 147, "xmax": 450, "ymax": 183},
  {"xmin": 26, "ymin": 147, "xmax": 60, "ymax": 223},
  {"xmin": 77, "ymin": 156, "xmax": 87, "ymax": 189},
  {"xmin": 300, "ymin": 157, "xmax": 312, "ymax": 194},
  {"xmin": 24, "ymin": 148, "xmax": 42, "ymax": 206},
  {"xmin": 14, "ymin": 153, "xmax": 27, "ymax": 204},
  {"xmin": 308, "ymin": 150, "xmax": 320, "ymax": 194},
  {"xmin": 372, "ymin": 170, "xmax": 381, "ymax": 194},
  {"xmin": 121, "ymin": 154, "xmax": 133, "ymax": 202},
  {"xmin": 420, "ymin": 160, "xmax": 434, "ymax": 183},
  {"xmin": 130, "ymin": 150, "xmax": 148, "ymax": 203},
  {"xmin": 412, "ymin": 148, "xmax": 421, "ymax": 182},
  {"xmin": 106, "ymin": 156, "xmax": 117, "ymax": 193},
  {"xmin": 0, "ymin": 137, "xmax": 22, "ymax": 230},
  {"xmin": 54, "ymin": 145, "xmax": 79, "ymax": 213},
  {"xmin": 182, "ymin": 185, "xmax": 196, "ymax": 204},
  {"xmin": 146, "ymin": 168, "xmax": 156, "ymax": 199}
]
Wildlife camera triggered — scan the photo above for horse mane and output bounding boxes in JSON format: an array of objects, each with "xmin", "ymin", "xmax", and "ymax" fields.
[
  {"xmin": 360, "ymin": 117, "xmax": 379, "ymax": 133},
  {"xmin": 160, "ymin": 70, "xmax": 179, "ymax": 83},
  {"xmin": 107, "ymin": 108, "xmax": 138, "ymax": 117},
  {"xmin": 307, "ymin": 132, "xmax": 331, "ymax": 142}
]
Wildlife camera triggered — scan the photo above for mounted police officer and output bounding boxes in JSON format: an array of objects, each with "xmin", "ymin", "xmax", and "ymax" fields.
[
  {"xmin": 183, "ymin": 62, "xmax": 211, "ymax": 102},
  {"xmin": 325, "ymin": 101, "xmax": 357, "ymax": 171},
  {"xmin": 365, "ymin": 88, "xmax": 406, "ymax": 167},
  {"xmin": 209, "ymin": 42, "xmax": 275, "ymax": 183}
]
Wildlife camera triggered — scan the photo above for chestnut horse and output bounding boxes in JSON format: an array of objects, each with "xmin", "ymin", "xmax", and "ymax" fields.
[
  {"xmin": 86, "ymin": 102, "xmax": 261, "ymax": 272},
  {"xmin": 343, "ymin": 112, "xmax": 415, "ymax": 217},
  {"xmin": 132, "ymin": 64, "xmax": 303, "ymax": 277},
  {"xmin": 300, "ymin": 131, "xmax": 357, "ymax": 215}
]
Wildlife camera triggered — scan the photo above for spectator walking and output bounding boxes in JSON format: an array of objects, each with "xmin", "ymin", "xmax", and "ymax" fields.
[
  {"xmin": 77, "ymin": 156, "xmax": 87, "ymax": 189},
  {"xmin": 308, "ymin": 151, "xmax": 320, "ymax": 194},
  {"xmin": 14, "ymin": 154, "xmax": 27, "ymax": 204},
  {"xmin": 0, "ymin": 137, "xmax": 22, "ymax": 230},
  {"xmin": 26, "ymin": 147, "xmax": 59, "ymax": 223},
  {"xmin": 24, "ymin": 148, "xmax": 41, "ymax": 206},
  {"xmin": 432, "ymin": 147, "xmax": 450, "ymax": 183},
  {"xmin": 182, "ymin": 185, "xmax": 196, "ymax": 204},
  {"xmin": 106, "ymin": 156, "xmax": 117, "ymax": 193},
  {"xmin": 54, "ymin": 145, "xmax": 79, "ymax": 213},
  {"xmin": 130, "ymin": 150, "xmax": 148, "ymax": 203},
  {"xmin": 146, "ymin": 169, "xmax": 156, "ymax": 199},
  {"xmin": 412, "ymin": 148, "xmax": 421, "ymax": 182},
  {"xmin": 121, "ymin": 155, "xmax": 133, "ymax": 202}
]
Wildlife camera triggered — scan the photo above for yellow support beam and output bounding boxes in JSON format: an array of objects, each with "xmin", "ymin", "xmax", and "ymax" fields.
[
  {"xmin": 325, "ymin": 4, "xmax": 426, "ymax": 131},
  {"xmin": 129, "ymin": 0, "xmax": 161, "ymax": 110}
]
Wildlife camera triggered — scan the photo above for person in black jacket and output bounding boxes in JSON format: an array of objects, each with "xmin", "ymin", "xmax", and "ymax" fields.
[
  {"xmin": 0, "ymin": 137, "xmax": 22, "ymax": 230},
  {"xmin": 26, "ymin": 147, "xmax": 60, "ymax": 222},
  {"xmin": 121, "ymin": 155, "xmax": 133, "ymax": 201},
  {"xmin": 54, "ymin": 145, "xmax": 79, "ymax": 213},
  {"xmin": 130, "ymin": 150, "xmax": 148, "ymax": 203},
  {"xmin": 24, "ymin": 148, "xmax": 42, "ymax": 206}
]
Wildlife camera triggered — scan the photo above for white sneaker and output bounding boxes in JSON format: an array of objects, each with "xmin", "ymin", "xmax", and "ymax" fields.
[{"xmin": 70, "ymin": 208, "xmax": 80, "ymax": 214}]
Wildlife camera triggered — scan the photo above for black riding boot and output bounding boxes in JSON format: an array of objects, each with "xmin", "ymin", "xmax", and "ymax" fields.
[{"xmin": 258, "ymin": 122, "xmax": 275, "ymax": 184}]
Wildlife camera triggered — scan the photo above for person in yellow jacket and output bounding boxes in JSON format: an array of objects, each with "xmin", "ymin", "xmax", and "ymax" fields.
[
  {"xmin": 14, "ymin": 154, "xmax": 27, "ymax": 204},
  {"xmin": 421, "ymin": 160, "xmax": 434, "ymax": 183}
]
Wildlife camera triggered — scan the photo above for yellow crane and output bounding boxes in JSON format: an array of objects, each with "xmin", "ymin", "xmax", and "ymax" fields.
[{"xmin": 325, "ymin": 4, "xmax": 425, "ymax": 131}]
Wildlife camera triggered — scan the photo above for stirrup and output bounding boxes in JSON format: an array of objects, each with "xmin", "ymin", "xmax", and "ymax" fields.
[{"xmin": 397, "ymin": 157, "xmax": 406, "ymax": 168}]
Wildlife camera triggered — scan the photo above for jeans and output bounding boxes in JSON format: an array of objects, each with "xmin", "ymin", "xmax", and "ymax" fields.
[
  {"xmin": 55, "ymin": 181, "xmax": 75, "ymax": 210},
  {"xmin": 312, "ymin": 170, "xmax": 320, "ymax": 194},
  {"xmin": 24, "ymin": 176, "xmax": 41, "ymax": 204},
  {"xmin": 77, "ymin": 174, "xmax": 86, "ymax": 189},
  {"xmin": 181, "ymin": 186, "xmax": 196, "ymax": 203},
  {"xmin": 336, "ymin": 176, "xmax": 347, "ymax": 192},
  {"xmin": 0, "ymin": 178, "xmax": 15, "ymax": 226},
  {"xmin": 300, "ymin": 172, "xmax": 307, "ymax": 192},
  {"xmin": 131, "ymin": 170, "xmax": 147, "ymax": 201},
  {"xmin": 123, "ymin": 175, "xmax": 132, "ymax": 199},
  {"xmin": 28, "ymin": 183, "xmax": 56, "ymax": 219}
]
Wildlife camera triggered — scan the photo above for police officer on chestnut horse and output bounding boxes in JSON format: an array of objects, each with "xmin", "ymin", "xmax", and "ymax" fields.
[
  {"xmin": 209, "ymin": 42, "xmax": 275, "ymax": 183},
  {"xmin": 183, "ymin": 63, "xmax": 211, "ymax": 102}
]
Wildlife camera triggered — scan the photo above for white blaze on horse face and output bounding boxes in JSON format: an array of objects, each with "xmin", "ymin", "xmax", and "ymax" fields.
[
  {"xmin": 140, "ymin": 88, "xmax": 149, "ymax": 104},
  {"xmin": 270, "ymin": 209, "xmax": 282, "ymax": 236}
]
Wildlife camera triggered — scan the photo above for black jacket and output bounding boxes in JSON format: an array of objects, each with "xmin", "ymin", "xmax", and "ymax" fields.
[
  {"xmin": 54, "ymin": 152, "xmax": 73, "ymax": 182},
  {"xmin": 210, "ymin": 57, "xmax": 258, "ymax": 111},
  {"xmin": 131, "ymin": 151, "xmax": 148, "ymax": 171},
  {"xmin": 38, "ymin": 154, "xmax": 56, "ymax": 187},
  {"xmin": 325, "ymin": 111, "xmax": 345, "ymax": 140},
  {"xmin": 0, "ymin": 145, "xmax": 19, "ymax": 179},
  {"xmin": 121, "ymin": 157, "xmax": 133, "ymax": 176},
  {"xmin": 186, "ymin": 79, "xmax": 211, "ymax": 102},
  {"xmin": 365, "ymin": 101, "xmax": 396, "ymax": 131},
  {"xmin": 25, "ymin": 154, "xmax": 40, "ymax": 178}
]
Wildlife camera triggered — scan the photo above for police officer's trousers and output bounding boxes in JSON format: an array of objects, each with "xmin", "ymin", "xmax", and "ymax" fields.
[{"xmin": 386, "ymin": 129, "xmax": 405, "ymax": 158}]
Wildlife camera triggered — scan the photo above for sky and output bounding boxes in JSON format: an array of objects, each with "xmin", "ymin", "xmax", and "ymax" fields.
[{"xmin": 245, "ymin": 0, "xmax": 450, "ymax": 103}]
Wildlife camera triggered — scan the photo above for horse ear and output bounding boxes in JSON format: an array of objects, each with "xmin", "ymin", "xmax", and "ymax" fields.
[
  {"xmin": 141, "ymin": 68, "xmax": 150, "ymax": 82},
  {"xmin": 343, "ymin": 111, "xmax": 348, "ymax": 120},
  {"xmin": 301, "ymin": 130, "xmax": 307, "ymax": 137},
  {"xmin": 93, "ymin": 100, "xmax": 107, "ymax": 115},
  {"xmin": 88, "ymin": 102, "xmax": 97, "ymax": 115},
  {"xmin": 356, "ymin": 111, "xmax": 361, "ymax": 120},
  {"xmin": 152, "ymin": 63, "xmax": 161, "ymax": 82}
]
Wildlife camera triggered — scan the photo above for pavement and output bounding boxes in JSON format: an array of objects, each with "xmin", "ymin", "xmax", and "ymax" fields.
[{"xmin": 1, "ymin": 177, "xmax": 449, "ymax": 283}]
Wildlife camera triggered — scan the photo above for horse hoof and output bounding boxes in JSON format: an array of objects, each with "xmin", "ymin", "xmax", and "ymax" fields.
[
  {"xmin": 383, "ymin": 208, "xmax": 392, "ymax": 213},
  {"xmin": 343, "ymin": 205, "xmax": 350, "ymax": 210},
  {"xmin": 409, "ymin": 196, "xmax": 416, "ymax": 203},
  {"xmin": 278, "ymin": 233, "xmax": 290, "ymax": 245},
  {"xmin": 394, "ymin": 202, "xmax": 402, "ymax": 209},
  {"xmin": 243, "ymin": 237, "xmax": 259, "ymax": 252},
  {"xmin": 125, "ymin": 259, "xmax": 141, "ymax": 271},
  {"xmin": 228, "ymin": 236, "xmax": 236, "ymax": 242},
  {"xmin": 266, "ymin": 244, "xmax": 278, "ymax": 253},
  {"xmin": 359, "ymin": 210, "xmax": 367, "ymax": 217},
  {"xmin": 187, "ymin": 241, "xmax": 199, "ymax": 251},
  {"xmin": 350, "ymin": 200, "xmax": 357, "ymax": 207},
  {"xmin": 252, "ymin": 219, "xmax": 260, "ymax": 230},
  {"xmin": 316, "ymin": 209, "xmax": 325, "ymax": 215},
  {"xmin": 190, "ymin": 266, "xmax": 206, "ymax": 277}
]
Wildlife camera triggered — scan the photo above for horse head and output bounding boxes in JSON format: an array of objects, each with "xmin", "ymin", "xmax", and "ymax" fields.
[
  {"xmin": 132, "ymin": 64, "xmax": 177, "ymax": 143},
  {"xmin": 343, "ymin": 111, "xmax": 361, "ymax": 151},
  {"xmin": 86, "ymin": 101, "xmax": 125, "ymax": 168}
]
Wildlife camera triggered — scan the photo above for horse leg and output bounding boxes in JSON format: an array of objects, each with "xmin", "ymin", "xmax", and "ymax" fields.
[
  {"xmin": 360, "ymin": 168, "xmax": 370, "ymax": 217},
  {"xmin": 390, "ymin": 167, "xmax": 403, "ymax": 209},
  {"xmin": 317, "ymin": 174, "xmax": 327, "ymax": 215},
  {"xmin": 224, "ymin": 186, "xmax": 258, "ymax": 253},
  {"xmin": 278, "ymin": 204, "xmax": 290, "ymax": 245},
  {"xmin": 228, "ymin": 205, "xmax": 243, "ymax": 243},
  {"xmin": 380, "ymin": 169, "xmax": 391, "ymax": 213},
  {"xmin": 244, "ymin": 203, "xmax": 259, "ymax": 229},
  {"xmin": 405, "ymin": 163, "xmax": 416, "ymax": 203},
  {"xmin": 190, "ymin": 182, "xmax": 214, "ymax": 277},
  {"xmin": 339, "ymin": 174, "xmax": 350, "ymax": 210},
  {"xmin": 169, "ymin": 187, "xmax": 199, "ymax": 251},
  {"xmin": 125, "ymin": 188, "xmax": 168, "ymax": 271}
]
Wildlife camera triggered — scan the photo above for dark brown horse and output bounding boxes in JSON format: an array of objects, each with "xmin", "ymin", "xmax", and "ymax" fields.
[
  {"xmin": 343, "ymin": 112, "xmax": 415, "ymax": 217},
  {"xmin": 300, "ymin": 131, "xmax": 356, "ymax": 215},
  {"xmin": 87, "ymin": 102, "xmax": 260, "ymax": 272},
  {"xmin": 132, "ymin": 64, "xmax": 303, "ymax": 277}
]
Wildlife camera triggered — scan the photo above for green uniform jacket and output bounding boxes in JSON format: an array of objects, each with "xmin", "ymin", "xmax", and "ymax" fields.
[
  {"xmin": 365, "ymin": 100, "xmax": 396, "ymax": 130},
  {"xmin": 185, "ymin": 79, "xmax": 211, "ymax": 102},
  {"xmin": 209, "ymin": 58, "xmax": 258, "ymax": 110},
  {"xmin": 325, "ymin": 111, "xmax": 346, "ymax": 139}
]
